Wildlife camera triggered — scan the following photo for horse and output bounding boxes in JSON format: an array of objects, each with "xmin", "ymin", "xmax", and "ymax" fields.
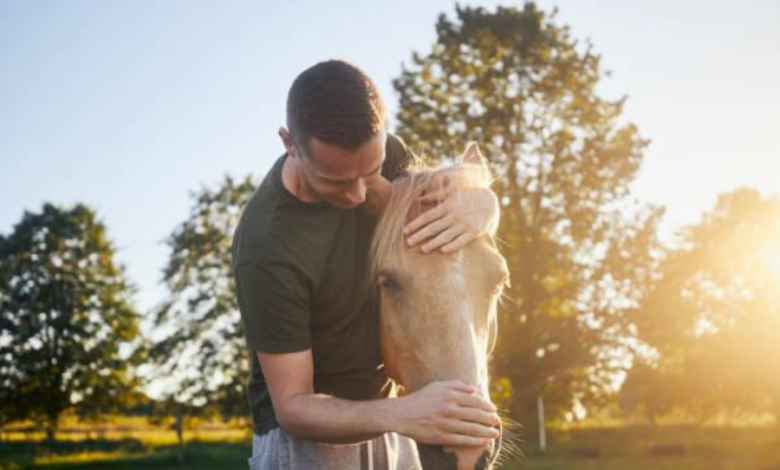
[{"xmin": 371, "ymin": 143, "xmax": 514, "ymax": 470}]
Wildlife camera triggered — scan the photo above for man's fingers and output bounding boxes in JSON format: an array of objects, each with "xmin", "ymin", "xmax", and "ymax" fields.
[
  {"xmin": 420, "ymin": 177, "xmax": 452, "ymax": 196},
  {"xmin": 407, "ymin": 215, "xmax": 451, "ymax": 246},
  {"xmin": 418, "ymin": 185, "xmax": 454, "ymax": 204},
  {"xmin": 421, "ymin": 226, "xmax": 461, "ymax": 253},
  {"xmin": 440, "ymin": 232, "xmax": 474, "ymax": 254},
  {"xmin": 452, "ymin": 392, "xmax": 497, "ymax": 413},
  {"xmin": 448, "ymin": 406, "xmax": 501, "ymax": 427},
  {"xmin": 442, "ymin": 419, "xmax": 501, "ymax": 440},
  {"xmin": 404, "ymin": 203, "xmax": 447, "ymax": 236},
  {"xmin": 418, "ymin": 190, "xmax": 447, "ymax": 205}
]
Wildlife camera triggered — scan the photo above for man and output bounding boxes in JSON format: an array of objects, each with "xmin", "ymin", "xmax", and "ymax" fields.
[{"xmin": 232, "ymin": 60, "xmax": 501, "ymax": 469}]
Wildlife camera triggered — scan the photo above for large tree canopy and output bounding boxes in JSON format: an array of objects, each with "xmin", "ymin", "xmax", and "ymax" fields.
[
  {"xmin": 623, "ymin": 188, "xmax": 780, "ymax": 421},
  {"xmin": 0, "ymin": 203, "xmax": 142, "ymax": 440},
  {"xmin": 149, "ymin": 175, "xmax": 255, "ymax": 418},
  {"xmin": 394, "ymin": 2, "xmax": 663, "ymax": 427}
]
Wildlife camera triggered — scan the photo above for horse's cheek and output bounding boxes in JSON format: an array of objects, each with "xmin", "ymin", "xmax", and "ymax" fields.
[{"xmin": 379, "ymin": 300, "xmax": 404, "ymax": 385}]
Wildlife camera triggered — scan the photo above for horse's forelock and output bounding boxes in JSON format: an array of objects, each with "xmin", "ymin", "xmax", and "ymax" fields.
[{"xmin": 370, "ymin": 163, "xmax": 493, "ymax": 276}]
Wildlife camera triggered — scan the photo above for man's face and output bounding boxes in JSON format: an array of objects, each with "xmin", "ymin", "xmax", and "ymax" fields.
[{"xmin": 296, "ymin": 131, "xmax": 386, "ymax": 209}]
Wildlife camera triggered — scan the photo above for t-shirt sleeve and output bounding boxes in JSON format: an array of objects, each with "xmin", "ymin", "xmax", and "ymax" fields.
[
  {"xmin": 234, "ymin": 262, "xmax": 312, "ymax": 353},
  {"xmin": 383, "ymin": 133, "xmax": 418, "ymax": 181}
]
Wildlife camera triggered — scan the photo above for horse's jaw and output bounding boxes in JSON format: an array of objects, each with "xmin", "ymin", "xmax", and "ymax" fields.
[{"xmin": 416, "ymin": 424, "xmax": 502, "ymax": 470}]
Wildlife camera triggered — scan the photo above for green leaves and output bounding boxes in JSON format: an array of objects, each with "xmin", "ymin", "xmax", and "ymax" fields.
[
  {"xmin": 0, "ymin": 203, "xmax": 142, "ymax": 439},
  {"xmin": 148, "ymin": 175, "xmax": 254, "ymax": 415},
  {"xmin": 624, "ymin": 189, "xmax": 780, "ymax": 420},
  {"xmin": 394, "ymin": 2, "xmax": 661, "ymax": 426}
]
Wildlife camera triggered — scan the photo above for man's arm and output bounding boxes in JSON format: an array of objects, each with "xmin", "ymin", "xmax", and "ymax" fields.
[{"xmin": 259, "ymin": 349, "xmax": 500, "ymax": 445}]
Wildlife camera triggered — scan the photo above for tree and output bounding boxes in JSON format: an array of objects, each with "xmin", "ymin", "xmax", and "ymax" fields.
[
  {"xmin": 0, "ymin": 203, "xmax": 142, "ymax": 440},
  {"xmin": 393, "ymin": 2, "xmax": 663, "ymax": 430},
  {"xmin": 623, "ymin": 188, "xmax": 780, "ymax": 421},
  {"xmin": 149, "ymin": 175, "xmax": 255, "ymax": 420}
]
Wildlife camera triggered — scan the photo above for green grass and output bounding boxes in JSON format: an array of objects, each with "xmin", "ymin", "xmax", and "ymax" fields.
[
  {"xmin": 506, "ymin": 425, "xmax": 780, "ymax": 470},
  {"xmin": 1, "ymin": 423, "xmax": 779, "ymax": 469},
  {"xmin": 0, "ymin": 440, "xmax": 250, "ymax": 470}
]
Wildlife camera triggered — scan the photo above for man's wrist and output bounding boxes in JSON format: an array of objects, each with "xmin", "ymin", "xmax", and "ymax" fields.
[{"xmin": 367, "ymin": 395, "xmax": 406, "ymax": 435}]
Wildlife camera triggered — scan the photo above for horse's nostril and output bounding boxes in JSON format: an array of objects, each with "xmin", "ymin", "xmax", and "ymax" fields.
[{"xmin": 471, "ymin": 422, "xmax": 503, "ymax": 470}]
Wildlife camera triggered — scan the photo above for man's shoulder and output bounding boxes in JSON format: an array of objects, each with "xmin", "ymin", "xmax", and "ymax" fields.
[{"xmin": 231, "ymin": 158, "xmax": 344, "ymax": 276}]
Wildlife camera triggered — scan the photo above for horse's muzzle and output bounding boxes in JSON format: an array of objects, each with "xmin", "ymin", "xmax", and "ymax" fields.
[{"xmin": 416, "ymin": 421, "xmax": 503, "ymax": 470}]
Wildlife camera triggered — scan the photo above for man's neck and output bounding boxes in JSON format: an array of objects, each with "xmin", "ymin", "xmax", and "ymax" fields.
[{"xmin": 281, "ymin": 154, "xmax": 322, "ymax": 203}]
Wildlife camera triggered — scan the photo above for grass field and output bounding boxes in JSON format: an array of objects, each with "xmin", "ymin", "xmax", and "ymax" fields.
[{"xmin": 1, "ymin": 418, "xmax": 779, "ymax": 469}]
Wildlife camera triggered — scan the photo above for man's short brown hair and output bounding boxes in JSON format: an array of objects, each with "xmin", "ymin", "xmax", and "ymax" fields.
[{"xmin": 286, "ymin": 60, "xmax": 387, "ymax": 156}]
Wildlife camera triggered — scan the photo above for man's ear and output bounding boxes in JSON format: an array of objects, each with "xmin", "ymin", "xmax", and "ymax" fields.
[
  {"xmin": 278, "ymin": 127, "xmax": 299, "ymax": 159},
  {"xmin": 461, "ymin": 141, "xmax": 491, "ymax": 178}
]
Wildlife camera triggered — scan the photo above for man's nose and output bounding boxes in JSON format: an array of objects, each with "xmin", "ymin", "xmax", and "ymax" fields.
[{"xmin": 347, "ymin": 179, "xmax": 367, "ymax": 204}]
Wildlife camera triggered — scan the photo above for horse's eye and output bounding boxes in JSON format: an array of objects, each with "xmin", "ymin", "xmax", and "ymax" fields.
[{"xmin": 377, "ymin": 270, "xmax": 401, "ymax": 292}]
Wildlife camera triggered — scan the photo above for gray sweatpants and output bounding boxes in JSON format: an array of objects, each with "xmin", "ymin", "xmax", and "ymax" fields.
[{"xmin": 247, "ymin": 428, "xmax": 423, "ymax": 470}]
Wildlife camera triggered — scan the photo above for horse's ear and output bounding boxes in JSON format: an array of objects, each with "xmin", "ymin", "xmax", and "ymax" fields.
[
  {"xmin": 462, "ymin": 142, "xmax": 483, "ymax": 165},
  {"xmin": 461, "ymin": 142, "xmax": 491, "ymax": 178}
]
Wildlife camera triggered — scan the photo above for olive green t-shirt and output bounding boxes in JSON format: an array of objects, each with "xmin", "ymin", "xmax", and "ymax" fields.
[{"xmin": 231, "ymin": 133, "xmax": 414, "ymax": 436}]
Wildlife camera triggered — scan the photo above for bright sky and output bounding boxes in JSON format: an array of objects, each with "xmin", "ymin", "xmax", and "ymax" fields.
[{"xmin": 1, "ymin": 0, "xmax": 778, "ymax": 315}]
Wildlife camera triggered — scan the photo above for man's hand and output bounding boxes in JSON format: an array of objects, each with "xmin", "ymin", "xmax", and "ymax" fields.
[
  {"xmin": 393, "ymin": 380, "xmax": 501, "ymax": 447},
  {"xmin": 404, "ymin": 182, "xmax": 499, "ymax": 253}
]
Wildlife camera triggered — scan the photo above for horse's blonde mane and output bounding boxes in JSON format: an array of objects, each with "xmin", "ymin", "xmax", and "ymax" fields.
[{"xmin": 370, "ymin": 162, "xmax": 493, "ymax": 274}]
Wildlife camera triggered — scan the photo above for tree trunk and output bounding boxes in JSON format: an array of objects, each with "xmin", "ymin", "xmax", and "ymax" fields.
[
  {"xmin": 537, "ymin": 395, "xmax": 547, "ymax": 452},
  {"xmin": 175, "ymin": 404, "xmax": 185, "ymax": 463},
  {"xmin": 45, "ymin": 414, "xmax": 58, "ymax": 443}
]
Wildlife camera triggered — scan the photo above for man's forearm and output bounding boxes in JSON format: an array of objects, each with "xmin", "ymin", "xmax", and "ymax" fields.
[{"xmin": 278, "ymin": 392, "xmax": 401, "ymax": 444}]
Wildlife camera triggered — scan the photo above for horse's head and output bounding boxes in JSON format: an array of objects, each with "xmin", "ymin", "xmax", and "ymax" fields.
[{"xmin": 371, "ymin": 144, "xmax": 510, "ymax": 470}]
